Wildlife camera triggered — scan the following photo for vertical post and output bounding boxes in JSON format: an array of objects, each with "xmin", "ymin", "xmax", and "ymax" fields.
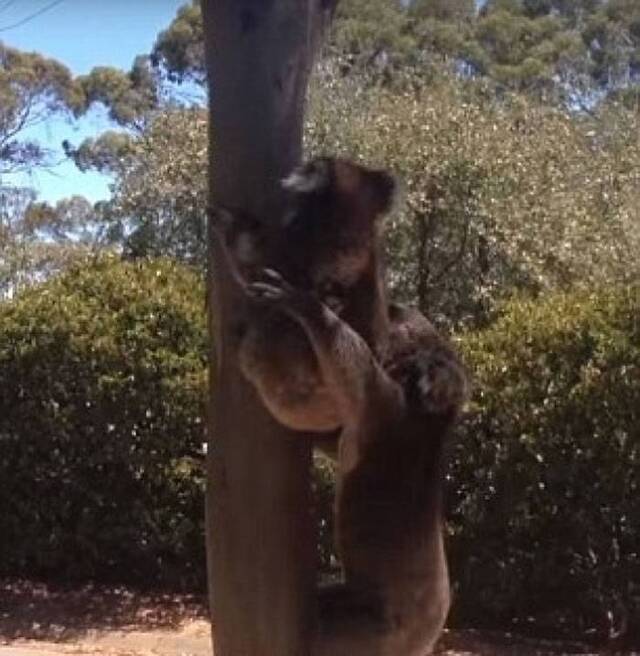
[{"xmin": 202, "ymin": 2, "xmax": 332, "ymax": 654}]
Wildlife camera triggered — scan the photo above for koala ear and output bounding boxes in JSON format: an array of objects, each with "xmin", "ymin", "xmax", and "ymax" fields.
[
  {"xmin": 282, "ymin": 158, "xmax": 331, "ymax": 194},
  {"xmin": 368, "ymin": 169, "xmax": 397, "ymax": 216}
]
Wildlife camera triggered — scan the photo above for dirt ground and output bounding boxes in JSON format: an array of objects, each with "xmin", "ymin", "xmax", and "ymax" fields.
[{"xmin": 0, "ymin": 579, "xmax": 635, "ymax": 656}]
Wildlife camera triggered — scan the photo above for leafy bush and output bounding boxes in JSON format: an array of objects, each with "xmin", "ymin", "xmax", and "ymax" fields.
[
  {"xmin": 306, "ymin": 71, "xmax": 640, "ymax": 329},
  {"xmin": 3, "ymin": 253, "xmax": 637, "ymax": 637},
  {"xmin": 0, "ymin": 255, "xmax": 207, "ymax": 588},
  {"xmin": 449, "ymin": 284, "xmax": 640, "ymax": 637}
]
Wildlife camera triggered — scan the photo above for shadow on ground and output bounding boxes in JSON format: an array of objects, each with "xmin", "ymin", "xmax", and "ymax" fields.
[
  {"xmin": 0, "ymin": 579, "xmax": 208, "ymax": 643},
  {"xmin": 0, "ymin": 579, "xmax": 635, "ymax": 655}
]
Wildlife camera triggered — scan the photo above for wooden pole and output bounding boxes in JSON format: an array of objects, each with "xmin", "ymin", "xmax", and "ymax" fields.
[{"xmin": 202, "ymin": 2, "xmax": 332, "ymax": 654}]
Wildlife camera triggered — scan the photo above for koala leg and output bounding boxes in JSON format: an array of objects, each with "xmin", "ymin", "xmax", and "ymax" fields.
[
  {"xmin": 410, "ymin": 347, "xmax": 469, "ymax": 417},
  {"xmin": 247, "ymin": 268, "xmax": 402, "ymax": 434}
]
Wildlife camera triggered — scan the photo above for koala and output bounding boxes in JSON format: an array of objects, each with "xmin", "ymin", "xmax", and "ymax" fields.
[
  {"xmin": 246, "ymin": 269, "xmax": 468, "ymax": 656},
  {"xmin": 383, "ymin": 303, "xmax": 468, "ymax": 415},
  {"xmin": 212, "ymin": 157, "xmax": 395, "ymax": 434}
]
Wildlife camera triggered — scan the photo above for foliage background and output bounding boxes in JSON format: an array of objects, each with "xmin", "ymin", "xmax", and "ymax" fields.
[
  {"xmin": 0, "ymin": 257, "xmax": 207, "ymax": 588},
  {"xmin": 451, "ymin": 285, "xmax": 640, "ymax": 637}
]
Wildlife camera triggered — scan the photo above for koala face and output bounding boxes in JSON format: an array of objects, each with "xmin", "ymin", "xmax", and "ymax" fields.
[
  {"xmin": 213, "ymin": 158, "xmax": 396, "ymax": 321},
  {"xmin": 279, "ymin": 157, "xmax": 396, "ymax": 301}
]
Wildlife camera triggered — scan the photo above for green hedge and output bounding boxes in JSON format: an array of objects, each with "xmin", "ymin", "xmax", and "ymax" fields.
[
  {"xmin": 449, "ymin": 285, "xmax": 640, "ymax": 637},
  {"xmin": 2, "ymin": 257, "xmax": 638, "ymax": 634},
  {"xmin": 0, "ymin": 256, "xmax": 207, "ymax": 588}
]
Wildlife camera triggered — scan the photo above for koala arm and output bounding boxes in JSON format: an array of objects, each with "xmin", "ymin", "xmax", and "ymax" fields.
[
  {"xmin": 208, "ymin": 205, "xmax": 252, "ymax": 294},
  {"xmin": 248, "ymin": 270, "xmax": 403, "ymax": 438}
]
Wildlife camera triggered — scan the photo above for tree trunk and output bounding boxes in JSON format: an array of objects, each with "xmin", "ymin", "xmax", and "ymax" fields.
[{"xmin": 202, "ymin": 2, "xmax": 332, "ymax": 654}]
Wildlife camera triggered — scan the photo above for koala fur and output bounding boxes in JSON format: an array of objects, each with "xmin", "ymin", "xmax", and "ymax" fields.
[
  {"xmin": 212, "ymin": 155, "xmax": 468, "ymax": 653},
  {"xmin": 245, "ymin": 270, "xmax": 468, "ymax": 656},
  {"xmin": 212, "ymin": 157, "xmax": 395, "ymax": 433}
]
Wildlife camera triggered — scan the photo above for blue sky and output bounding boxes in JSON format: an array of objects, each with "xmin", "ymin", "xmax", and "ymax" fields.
[
  {"xmin": 1, "ymin": 0, "xmax": 185, "ymax": 204},
  {"xmin": 2, "ymin": 1, "xmax": 485, "ymax": 205}
]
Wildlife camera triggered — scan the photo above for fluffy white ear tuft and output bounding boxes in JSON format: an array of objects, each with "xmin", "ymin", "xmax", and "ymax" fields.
[{"xmin": 281, "ymin": 159, "xmax": 330, "ymax": 193}]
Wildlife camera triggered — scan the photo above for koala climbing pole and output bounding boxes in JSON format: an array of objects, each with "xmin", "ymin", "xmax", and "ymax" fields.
[{"xmin": 201, "ymin": 2, "xmax": 334, "ymax": 655}]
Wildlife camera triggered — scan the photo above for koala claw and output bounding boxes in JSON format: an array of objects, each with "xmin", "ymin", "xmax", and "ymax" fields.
[
  {"xmin": 246, "ymin": 269, "xmax": 295, "ymax": 304},
  {"xmin": 247, "ymin": 281, "xmax": 286, "ymax": 302},
  {"xmin": 420, "ymin": 354, "xmax": 468, "ymax": 415},
  {"xmin": 259, "ymin": 268, "xmax": 290, "ymax": 286}
]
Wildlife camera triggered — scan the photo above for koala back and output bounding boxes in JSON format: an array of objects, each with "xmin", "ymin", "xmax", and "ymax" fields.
[{"xmin": 232, "ymin": 157, "xmax": 397, "ymax": 433}]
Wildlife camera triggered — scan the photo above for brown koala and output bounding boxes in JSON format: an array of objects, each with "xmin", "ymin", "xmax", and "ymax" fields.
[
  {"xmin": 212, "ymin": 157, "xmax": 395, "ymax": 434},
  {"xmin": 246, "ymin": 269, "xmax": 468, "ymax": 656}
]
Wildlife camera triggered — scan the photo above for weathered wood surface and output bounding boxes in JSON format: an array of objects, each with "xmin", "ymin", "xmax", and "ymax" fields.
[{"xmin": 202, "ymin": 2, "xmax": 333, "ymax": 654}]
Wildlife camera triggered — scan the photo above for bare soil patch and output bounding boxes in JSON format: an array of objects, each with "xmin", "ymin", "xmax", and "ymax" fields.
[
  {"xmin": 0, "ymin": 579, "xmax": 635, "ymax": 655},
  {"xmin": 0, "ymin": 579, "xmax": 208, "ymax": 655}
]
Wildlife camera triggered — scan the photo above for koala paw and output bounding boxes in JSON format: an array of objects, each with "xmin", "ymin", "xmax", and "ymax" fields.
[
  {"xmin": 247, "ymin": 268, "xmax": 296, "ymax": 304},
  {"xmin": 397, "ymin": 349, "xmax": 468, "ymax": 416},
  {"xmin": 419, "ymin": 352, "xmax": 468, "ymax": 415}
]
